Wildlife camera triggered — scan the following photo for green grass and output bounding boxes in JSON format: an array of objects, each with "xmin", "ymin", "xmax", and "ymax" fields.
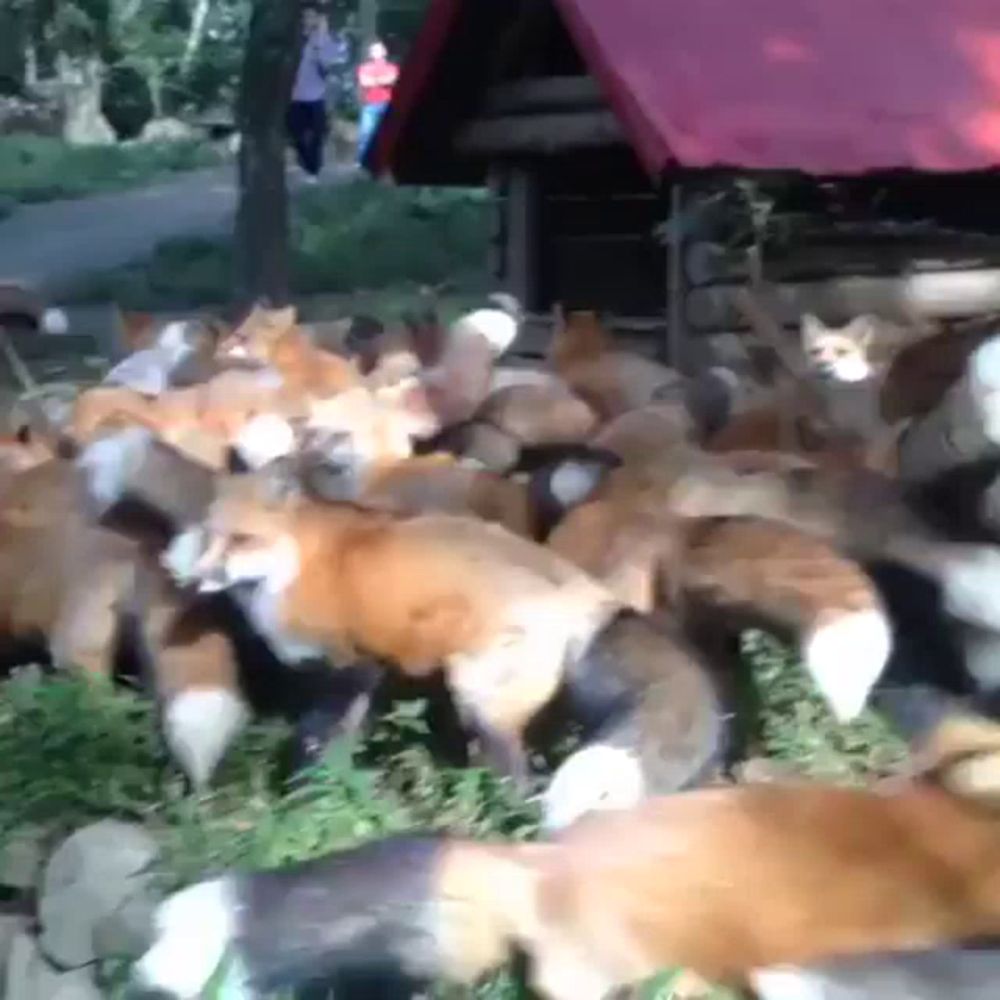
[
  {"xmin": 0, "ymin": 631, "xmax": 909, "ymax": 999},
  {"xmin": 63, "ymin": 178, "xmax": 495, "ymax": 310},
  {"xmin": 0, "ymin": 134, "xmax": 223, "ymax": 207}
]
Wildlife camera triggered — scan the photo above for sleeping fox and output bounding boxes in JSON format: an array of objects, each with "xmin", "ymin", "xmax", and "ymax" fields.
[
  {"xmin": 135, "ymin": 711, "xmax": 1000, "ymax": 1000},
  {"xmin": 162, "ymin": 463, "xmax": 727, "ymax": 791}
]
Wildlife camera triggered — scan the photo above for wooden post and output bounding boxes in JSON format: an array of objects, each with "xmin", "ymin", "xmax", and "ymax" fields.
[
  {"xmin": 487, "ymin": 165, "xmax": 507, "ymax": 285},
  {"xmin": 504, "ymin": 166, "xmax": 541, "ymax": 311},
  {"xmin": 666, "ymin": 181, "xmax": 687, "ymax": 370}
]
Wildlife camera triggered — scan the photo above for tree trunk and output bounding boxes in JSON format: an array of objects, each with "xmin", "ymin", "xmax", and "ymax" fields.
[
  {"xmin": 358, "ymin": 0, "xmax": 379, "ymax": 47},
  {"xmin": 57, "ymin": 52, "xmax": 116, "ymax": 145},
  {"xmin": 181, "ymin": 0, "xmax": 213, "ymax": 76},
  {"xmin": 232, "ymin": 0, "xmax": 302, "ymax": 310}
]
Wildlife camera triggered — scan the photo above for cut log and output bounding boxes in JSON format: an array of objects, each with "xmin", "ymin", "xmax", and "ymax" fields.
[
  {"xmin": 482, "ymin": 76, "xmax": 605, "ymax": 116},
  {"xmin": 685, "ymin": 237, "xmax": 1000, "ymax": 288},
  {"xmin": 454, "ymin": 110, "xmax": 625, "ymax": 155},
  {"xmin": 687, "ymin": 269, "xmax": 1000, "ymax": 332},
  {"xmin": 896, "ymin": 341, "xmax": 1000, "ymax": 487}
]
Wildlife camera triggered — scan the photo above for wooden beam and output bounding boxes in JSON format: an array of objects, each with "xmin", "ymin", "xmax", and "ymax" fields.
[
  {"xmin": 503, "ymin": 166, "xmax": 541, "ymax": 311},
  {"xmin": 686, "ymin": 268, "xmax": 1000, "ymax": 332},
  {"xmin": 666, "ymin": 182, "xmax": 687, "ymax": 370},
  {"xmin": 482, "ymin": 76, "xmax": 605, "ymax": 116},
  {"xmin": 454, "ymin": 110, "xmax": 626, "ymax": 156}
]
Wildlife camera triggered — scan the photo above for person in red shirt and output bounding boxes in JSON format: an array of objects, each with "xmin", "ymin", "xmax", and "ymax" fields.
[{"xmin": 355, "ymin": 40, "xmax": 399, "ymax": 167}]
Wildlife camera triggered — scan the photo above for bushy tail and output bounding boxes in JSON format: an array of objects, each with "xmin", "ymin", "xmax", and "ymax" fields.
[
  {"xmin": 131, "ymin": 878, "xmax": 238, "ymax": 998},
  {"xmin": 682, "ymin": 518, "xmax": 892, "ymax": 721}
]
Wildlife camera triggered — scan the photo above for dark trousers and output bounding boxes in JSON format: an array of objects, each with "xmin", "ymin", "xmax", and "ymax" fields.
[{"xmin": 286, "ymin": 99, "xmax": 328, "ymax": 176}]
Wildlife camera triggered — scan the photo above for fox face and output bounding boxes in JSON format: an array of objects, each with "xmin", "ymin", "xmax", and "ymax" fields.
[
  {"xmin": 801, "ymin": 314, "xmax": 877, "ymax": 383},
  {"xmin": 304, "ymin": 381, "xmax": 439, "ymax": 489},
  {"xmin": 219, "ymin": 304, "xmax": 298, "ymax": 362}
]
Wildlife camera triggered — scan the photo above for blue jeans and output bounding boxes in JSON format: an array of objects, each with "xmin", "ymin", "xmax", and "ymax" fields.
[{"xmin": 357, "ymin": 101, "xmax": 388, "ymax": 166}]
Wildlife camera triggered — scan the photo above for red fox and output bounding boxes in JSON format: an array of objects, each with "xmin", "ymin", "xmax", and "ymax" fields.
[
  {"xmin": 547, "ymin": 306, "xmax": 683, "ymax": 420},
  {"xmin": 547, "ymin": 463, "xmax": 892, "ymax": 726},
  {"xmin": 300, "ymin": 382, "xmax": 534, "ymax": 536},
  {"xmin": 133, "ymin": 712, "xmax": 1000, "ymax": 999},
  {"xmin": 162, "ymin": 469, "xmax": 725, "ymax": 790},
  {"xmin": 474, "ymin": 379, "xmax": 599, "ymax": 448},
  {"xmin": 665, "ymin": 449, "xmax": 1000, "ymax": 640},
  {"xmin": 69, "ymin": 362, "xmax": 306, "ymax": 469},
  {"xmin": 219, "ymin": 303, "xmax": 364, "ymax": 398},
  {"xmin": 0, "ymin": 454, "xmax": 255, "ymax": 788}
]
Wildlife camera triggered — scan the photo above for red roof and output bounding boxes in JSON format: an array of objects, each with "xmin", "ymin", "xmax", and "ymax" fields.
[{"xmin": 372, "ymin": 0, "xmax": 1000, "ymax": 179}]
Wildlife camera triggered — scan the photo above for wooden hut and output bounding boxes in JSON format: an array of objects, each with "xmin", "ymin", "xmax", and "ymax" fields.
[{"xmin": 366, "ymin": 0, "xmax": 1000, "ymax": 366}]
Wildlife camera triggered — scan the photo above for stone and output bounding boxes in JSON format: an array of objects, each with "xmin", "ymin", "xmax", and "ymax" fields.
[
  {"xmin": 138, "ymin": 117, "xmax": 197, "ymax": 143},
  {"xmin": 0, "ymin": 915, "xmax": 27, "ymax": 981},
  {"xmin": 0, "ymin": 825, "xmax": 46, "ymax": 891},
  {"xmin": 91, "ymin": 882, "xmax": 160, "ymax": 960},
  {"xmin": 38, "ymin": 821, "xmax": 158, "ymax": 969},
  {"xmin": 5, "ymin": 931, "xmax": 102, "ymax": 1000}
]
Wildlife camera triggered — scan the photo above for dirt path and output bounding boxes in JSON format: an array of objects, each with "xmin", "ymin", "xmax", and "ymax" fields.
[{"xmin": 0, "ymin": 162, "xmax": 353, "ymax": 299}]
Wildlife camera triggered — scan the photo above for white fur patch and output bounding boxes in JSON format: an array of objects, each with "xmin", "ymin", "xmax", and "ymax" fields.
[
  {"xmin": 40, "ymin": 307, "xmax": 69, "ymax": 335},
  {"xmin": 162, "ymin": 526, "xmax": 210, "ymax": 586},
  {"xmin": 827, "ymin": 355, "xmax": 872, "ymax": 383},
  {"xmin": 939, "ymin": 545, "xmax": 1000, "ymax": 633},
  {"xmin": 133, "ymin": 877, "xmax": 238, "ymax": 998},
  {"xmin": 164, "ymin": 688, "xmax": 250, "ymax": 790},
  {"xmin": 233, "ymin": 413, "xmax": 297, "ymax": 470},
  {"xmin": 103, "ymin": 349, "xmax": 172, "ymax": 395},
  {"xmin": 456, "ymin": 308, "xmax": 519, "ymax": 357},
  {"xmin": 76, "ymin": 425, "xmax": 156, "ymax": 512},
  {"xmin": 751, "ymin": 967, "xmax": 829, "ymax": 1000},
  {"xmin": 156, "ymin": 320, "xmax": 192, "ymax": 360},
  {"xmin": 802, "ymin": 609, "xmax": 892, "ymax": 722},
  {"xmin": 228, "ymin": 535, "xmax": 326, "ymax": 663},
  {"xmin": 541, "ymin": 743, "xmax": 646, "ymax": 834},
  {"xmin": 549, "ymin": 461, "xmax": 602, "ymax": 510}
]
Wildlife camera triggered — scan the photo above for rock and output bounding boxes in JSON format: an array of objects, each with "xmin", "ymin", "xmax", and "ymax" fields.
[
  {"xmin": 38, "ymin": 821, "xmax": 159, "ymax": 969},
  {"xmin": 5, "ymin": 931, "xmax": 102, "ymax": 1000},
  {"xmin": 0, "ymin": 915, "xmax": 27, "ymax": 981},
  {"xmin": 0, "ymin": 825, "xmax": 46, "ymax": 891},
  {"xmin": 138, "ymin": 116, "xmax": 197, "ymax": 143},
  {"xmin": 91, "ymin": 881, "xmax": 160, "ymax": 959}
]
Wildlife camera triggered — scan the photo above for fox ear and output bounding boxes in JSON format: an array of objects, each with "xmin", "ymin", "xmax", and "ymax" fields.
[
  {"xmin": 800, "ymin": 313, "xmax": 826, "ymax": 347},
  {"xmin": 844, "ymin": 314, "xmax": 877, "ymax": 348}
]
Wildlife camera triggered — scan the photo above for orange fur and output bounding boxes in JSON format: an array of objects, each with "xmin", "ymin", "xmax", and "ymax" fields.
[
  {"xmin": 546, "ymin": 307, "xmax": 681, "ymax": 420},
  {"xmin": 476, "ymin": 381, "xmax": 598, "ymax": 446},
  {"xmin": 188, "ymin": 484, "xmax": 617, "ymax": 771},
  {"xmin": 357, "ymin": 454, "xmax": 536, "ymax": 538},
  {"xmin": 0, "ymin": 459, "xmax": 154, "ymax": 675},
  {"xmin": 220, "ymin": 303, "xmax": 363, "ymax": 397},
  {"xmin": 706, "ymin": 403, "xmax": 890, "ymax": 475},
  {"xmin": 513, "ymin": 775, "xmax": 1000, "ymax": 992},
  {"xmin": 548, "ymin": 464, "xmax": 883, "ymax": 641},
  {"xmin": 880, "ymin": 322, "xmax": 998, "ymax": 423},
  {"xmin": 70, "ymin": 371, "xmax": 306, "ymax": 467}
]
